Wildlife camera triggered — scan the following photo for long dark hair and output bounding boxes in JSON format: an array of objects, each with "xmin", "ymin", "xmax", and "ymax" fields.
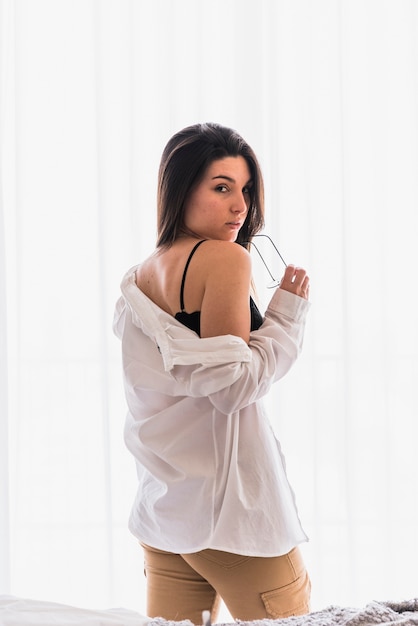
[{"xmin": 156, "ymin": 122, "xmax": 265, "ymax": 248}]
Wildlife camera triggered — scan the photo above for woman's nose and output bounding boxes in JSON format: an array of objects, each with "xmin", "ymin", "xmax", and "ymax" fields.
[{"xmin": 232, "ymin": 192, "xmax": 249, "ymax": 214}]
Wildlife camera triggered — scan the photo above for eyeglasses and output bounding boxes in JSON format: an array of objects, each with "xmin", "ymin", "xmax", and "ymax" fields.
[{"xmin": 244, "ymin": 234, "xmax": 287, "ymax": 288}]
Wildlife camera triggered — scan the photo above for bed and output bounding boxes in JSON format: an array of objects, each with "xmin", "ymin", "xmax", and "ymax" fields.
[{"xmin": 1, "ymin": 595, "xmax": 418, "ymax": 626}]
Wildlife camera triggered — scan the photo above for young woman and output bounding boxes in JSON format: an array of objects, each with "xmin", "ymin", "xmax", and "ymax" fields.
[{"xmin": 114, "ymin": 123, "xmax": 311, "ymax": 623}]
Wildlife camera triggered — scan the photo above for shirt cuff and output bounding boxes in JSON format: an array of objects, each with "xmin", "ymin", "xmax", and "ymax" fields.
[{"xmin": 267, "ymin": 287, "xmax": 311, "ymax": 323}]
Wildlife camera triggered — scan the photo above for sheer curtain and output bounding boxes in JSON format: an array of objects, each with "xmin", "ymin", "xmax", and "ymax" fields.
[
  {"xmin": 1, "ymin": 0, "xmax": 417, "ymax": 616},
  {"xmin": 0, "ymin": 0, "xmax": 12, "ymax": 595}
]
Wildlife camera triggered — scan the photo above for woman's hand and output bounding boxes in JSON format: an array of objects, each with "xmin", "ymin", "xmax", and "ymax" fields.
[{"xmin": 279, "ymin": 264, "xmax": 310, "ymax": 300}]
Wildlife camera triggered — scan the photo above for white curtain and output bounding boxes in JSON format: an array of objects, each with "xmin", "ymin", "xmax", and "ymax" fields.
[{"xmin": 1, "ymin": 0, "xmax": 418, "ymax": 616}]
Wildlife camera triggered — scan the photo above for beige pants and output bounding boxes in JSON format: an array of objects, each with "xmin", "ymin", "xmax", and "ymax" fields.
[{"xmin": 141, "ymin": 543, "xmax": 311, "ymax": 624}]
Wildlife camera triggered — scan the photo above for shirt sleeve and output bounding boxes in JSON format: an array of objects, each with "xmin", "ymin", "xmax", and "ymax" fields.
[{"xmin": 169, "ymin": 288, "xmax": 310, "ymax": 414}]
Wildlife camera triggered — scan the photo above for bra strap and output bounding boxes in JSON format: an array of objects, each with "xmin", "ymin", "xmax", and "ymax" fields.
[{"xmin": 179, "ymin": 240, "xmax": 207, "ymax": 311}]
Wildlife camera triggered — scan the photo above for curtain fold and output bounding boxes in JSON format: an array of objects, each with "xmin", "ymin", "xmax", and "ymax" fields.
[
  {"xmin": 0, "ymin": 0, "xmax": 13, "ymax": 595},
  {"xmin": 1, "ymin": 0, "xmax": 418, "ymax": 615},
  {"xmin": 0, "ymin": 164, "xmax": 11, "ymax": 596}
]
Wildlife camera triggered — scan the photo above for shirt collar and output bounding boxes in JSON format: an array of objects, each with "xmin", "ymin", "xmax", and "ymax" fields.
[{"xmin": 120, "ymin": 267, "xmax": 251, "ymax": 372}]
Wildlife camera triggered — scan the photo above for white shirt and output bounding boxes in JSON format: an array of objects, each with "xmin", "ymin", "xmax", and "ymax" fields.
[{"xmin": 113, "ymin": 266, "xmax": 310, "ymax": 557}]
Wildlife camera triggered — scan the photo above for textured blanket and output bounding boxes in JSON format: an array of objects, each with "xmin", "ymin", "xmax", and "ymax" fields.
[
  {"xmin": 149, "ymin": 600, "xmax": 418, "ymax": 626},
  {"xmin": 1, "ymin": 596, "xmax": 417, "ymax": 626}
]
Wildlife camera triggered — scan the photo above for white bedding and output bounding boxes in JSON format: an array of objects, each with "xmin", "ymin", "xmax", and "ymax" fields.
[{"xmin": 0, "ymin": 595, "xmax": 149, "ymax": 626}]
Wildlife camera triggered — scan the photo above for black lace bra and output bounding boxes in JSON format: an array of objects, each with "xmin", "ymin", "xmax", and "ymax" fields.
[{"xmin": 174, "ymin": 240, "xmax": 263, "ymax": 336}]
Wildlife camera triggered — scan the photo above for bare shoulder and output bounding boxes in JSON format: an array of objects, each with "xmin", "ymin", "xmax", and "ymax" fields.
[
  {"xmin": 200, "ymin": 239, "xmax": 250, "ymax": 258},
  {"xmin": 198, "ymin": 240, "xmax": 252, "ymax": 277},
  {"xmin": 199, "ymin": 241, "xmax": 252, "ymax": 341}
]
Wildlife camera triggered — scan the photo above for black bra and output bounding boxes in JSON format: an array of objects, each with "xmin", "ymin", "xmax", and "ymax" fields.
[{"xmin": 174, "ymin": 240, "xmax": 263, "ymax": 336}]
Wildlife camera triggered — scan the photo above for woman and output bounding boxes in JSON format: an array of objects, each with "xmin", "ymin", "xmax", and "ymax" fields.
[{"xmin": 114, "ymin": 122, "xmax": 311, "ymax": 623}]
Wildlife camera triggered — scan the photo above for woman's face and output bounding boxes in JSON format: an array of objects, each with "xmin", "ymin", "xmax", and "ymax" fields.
[{"xmin": 183, "ymin": 156, "xmax": 252, "ymax": 242}]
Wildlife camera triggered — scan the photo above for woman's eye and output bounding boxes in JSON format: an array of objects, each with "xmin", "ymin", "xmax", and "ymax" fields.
[{"xmin": 216, "ymin": 185, "xmax": 229, "ymax": 193}]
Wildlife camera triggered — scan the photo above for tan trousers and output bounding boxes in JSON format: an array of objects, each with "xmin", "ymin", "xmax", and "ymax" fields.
[{"xmin": 141, "ymin": 543, "xmax": 311, "ymax": 624}]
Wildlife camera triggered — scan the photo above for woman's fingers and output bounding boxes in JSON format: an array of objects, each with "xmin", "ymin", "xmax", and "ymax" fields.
[{"xmin": 280, "ymin": 264, "xmax": 310, "ymax": 299}]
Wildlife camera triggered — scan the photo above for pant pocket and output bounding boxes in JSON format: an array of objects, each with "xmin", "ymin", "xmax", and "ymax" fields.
[{"xmin": 261, "ymin": 570, "xmax": 311, "ymax": 619}]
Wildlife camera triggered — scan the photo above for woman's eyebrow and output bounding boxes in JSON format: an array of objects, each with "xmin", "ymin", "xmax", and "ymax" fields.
[
  {"xmin": 212, "ymin": 175, "xmax": 235, "ymax": 182},
  {"xmin": 212, "ymin": 175, "xmax": 253, "ymax": 185}
]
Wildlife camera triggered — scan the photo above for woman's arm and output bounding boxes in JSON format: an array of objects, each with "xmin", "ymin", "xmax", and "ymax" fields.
[
  {"xmin": 199, "ymin": 241, "xmax": 253, "ymax": 343},
  {"xmin": 175, "ymin": 287, "xmax": 310, "ymax": 414}
]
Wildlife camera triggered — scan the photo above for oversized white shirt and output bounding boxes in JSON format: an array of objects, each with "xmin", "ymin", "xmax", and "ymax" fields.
[{"xmin": 113, "ymin": 266, "xmax": 310, "ymax": 557}]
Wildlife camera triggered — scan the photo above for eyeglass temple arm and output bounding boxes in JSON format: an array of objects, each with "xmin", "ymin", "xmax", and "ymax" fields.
[
  {"xmin": 243, "ymin": 241, "xmax": 278, "ymax": 283},
  {"xmin": 253, "ymin": 234, "xmax": 288, "ymax": 267}
]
